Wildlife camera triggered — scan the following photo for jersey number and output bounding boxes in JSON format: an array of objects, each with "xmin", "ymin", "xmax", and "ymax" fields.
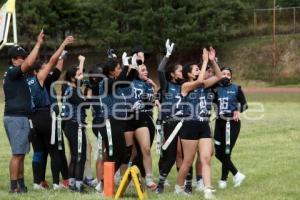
[
  {"xmin": 134, "ymin": 88, "xmax": 143, "ymax": 99},
  {"xmin": 219, "ymin": 97, "xmax": 229, "ymax": 110}
]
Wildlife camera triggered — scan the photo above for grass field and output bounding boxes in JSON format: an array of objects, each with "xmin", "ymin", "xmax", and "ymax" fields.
[{"xmin": 0, "ymin": 92, "xmax": 299, "ymax": 200}]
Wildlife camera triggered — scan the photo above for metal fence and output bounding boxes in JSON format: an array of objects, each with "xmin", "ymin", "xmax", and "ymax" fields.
[{"xmin": 252, "ymin": 6, "xmax": 300, "ymax": 35}]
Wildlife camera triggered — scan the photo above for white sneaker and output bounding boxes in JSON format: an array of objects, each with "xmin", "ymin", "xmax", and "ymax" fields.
[
  {"xmin": 53, "ymin": 183, "xmax": 63, "ymax": 190},
  {"xmin": 192, "ymin": 180, "xmax": 197, "ymax": 187},
  {"xmin": 204, "ymin": 187, "xmax": 216, "ymax": 200},
  {"xmin": 95, "ymin": 182, "xmax": 103, "ymax": 193},
  {"xmin": 145, "ymin": 176, "xmax": 157, "ymax": 191},
  {"xmin": 33, "ymin": 183, "xmax": 45, "ymax": 190},
  {"xmin": 233, "ymin": 172, "xmax": 246, "ymax": 187},
  {"xmin": 174, "ymin": 184, "xmax": 190, "ymax": 196},
  {"xmin": 164, "ymin": 179, "xmax": 170, "ymax": 187},
  {"xmin": 218, "ymin": 180, "xmax": 227, "ymax": 189},
  {"xmin": 91, "ymin": 178, "xmax": 98, "ymax": 187},
  {"xmin": 196, "ymin": 179, "xmax": 205, "ymax": 192}
]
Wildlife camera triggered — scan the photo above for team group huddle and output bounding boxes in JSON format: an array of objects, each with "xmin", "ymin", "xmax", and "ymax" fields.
[{"xmin": 3, "ymin": 31, "xmax": 248, "ymax": 199}]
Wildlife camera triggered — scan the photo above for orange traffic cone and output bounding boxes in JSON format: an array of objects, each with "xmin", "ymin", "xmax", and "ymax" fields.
[{"xmin": 104, "ymin": 162, "xmax": 115, "ymax": 197}]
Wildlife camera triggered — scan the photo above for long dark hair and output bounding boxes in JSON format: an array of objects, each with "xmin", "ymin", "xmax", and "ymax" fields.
[
  {"xmin": 103, "ymin": 58, "xmax": 119, "ymax": 77},
  {"xmin": 64, "ymin": 66, "xmax": 78, "ymax": 82},
  {"xmin": 88, "ymin": 64, "xmax": 103, "ymax": 85},
  {"xmin": 182, "ymin": 62, "xmax": 198, "ymax": 81},
  {"xmin": 165, "ymin": 62, "xmax": 181, "ymax": 81},
  {"xmin": 61, "ymin": 66, "xmax": 78, "ymax": 95}
]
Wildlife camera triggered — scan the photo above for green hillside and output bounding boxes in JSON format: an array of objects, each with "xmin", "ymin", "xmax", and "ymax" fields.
[{"xmin": 218, "ymin": 34, "xmax": 300, "ymax": 86}]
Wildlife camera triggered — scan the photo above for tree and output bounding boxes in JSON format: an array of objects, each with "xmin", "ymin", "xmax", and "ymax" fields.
[{"xmin": 1, "ymin": 0, "xmax": 250, "ymax": 55}]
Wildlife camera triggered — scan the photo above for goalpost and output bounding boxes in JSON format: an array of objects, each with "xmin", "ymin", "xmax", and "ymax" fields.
[{"xmin": 0, "ymin": 0, "xmax": 17, "ymax": 50}]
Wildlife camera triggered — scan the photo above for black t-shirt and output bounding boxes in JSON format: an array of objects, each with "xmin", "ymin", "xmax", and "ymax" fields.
[{"xmin": 3, "ymin": 65, "xmax": 32, "ymax": 116}]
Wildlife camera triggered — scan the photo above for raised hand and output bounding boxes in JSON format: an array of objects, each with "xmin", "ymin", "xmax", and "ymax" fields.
[
  {"xmin": 122, "ymin": 52, "xmax": 130, "ymax": 66},
  {"xmin": 59, "ymin": 50, "xmax": 68, "ymax": 60},
  {"xmin": 78, "ymin": 55, "xmax": 85, "ymax": 62},
  {"xmin": 77, "ymin": 55, "xmax": 85, "ymax": 80},
  {"xmin": 146, "ymin": 78, "xmax": 155, "ymax": 86},
  {"xmin": 136, "ymin": 52, "xmax": 145, "ymax": 63},
  {"xmin": 63, "ymin": 36, "xmax": 74, "ymax": 46},
  {"xmin": 107, "ymin": 48, "xmax": 117, "ymax": 58},
  {"xmin": 208, "ymin": 46, "xmax": 216, "ymax": 61},
  {"xmin": 165, "ymin": 39, "xmax": 175, "ymax": 57},
  {"xmin": 131, "ymin": 53, "xmax": 138, "ymax": 69},
  {"xmin": 37, "ymin": 30, "xmax": 45, "ymax": 44},
  {"xmin": 202, "ymin": 48, "xmax": 209, "ymax": 63}
]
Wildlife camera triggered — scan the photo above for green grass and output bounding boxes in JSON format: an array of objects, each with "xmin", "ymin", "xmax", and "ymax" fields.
[{"xmin": 0, "ymin": 93, "xmax": 300, "ymax": 200}]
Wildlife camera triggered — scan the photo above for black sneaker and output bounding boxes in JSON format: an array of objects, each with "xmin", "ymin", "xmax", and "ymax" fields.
[
  {"xmin": 155, "ymin": 182, "xmax": 164, "ymax": 194},
  {"xmin": 184, "ymin": 184, "xmax": 192, "ymax": 194},
  {"xmin": 69, "ymin": 185, "xmax": 77, "ymax": 192},
  {"xmin": 19, "ymin": 186, "xmax": 28, "ymax": 193},
  {"xmin": 77, "ymin": 185, "xmax": 86, "ymax": 193}
]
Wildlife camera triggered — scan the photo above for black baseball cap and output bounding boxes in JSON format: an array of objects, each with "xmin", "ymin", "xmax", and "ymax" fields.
[{"xmin": 8, "ymin": 46, "xmax": 28, "ymax": 59}]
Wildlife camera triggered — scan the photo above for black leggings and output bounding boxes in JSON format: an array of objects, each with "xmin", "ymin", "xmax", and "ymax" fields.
[
  {"xmin": 214, "ymin": 118, "xmax": 241, "ymax": 181},
  {"xmin": 30, "ymin": 110, "xmax": 69, "ymax": 184},
  {"xmin": 63, "ymin": 120, "xmax": 87, "ymax": 181},
  {"xmin": 99, "ymin": 118, "xmax": 127, "ymax": 172},
  {"xmin": 132, "ymin": 112, "xmax": 155, "ymax": 177},
  {"xmin": 158, "ymin": 120, "xmax": 179, "ymax": 178}
]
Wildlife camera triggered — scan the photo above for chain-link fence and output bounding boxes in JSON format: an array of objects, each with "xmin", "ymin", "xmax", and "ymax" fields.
[{"xmin": 252, "ymin": 7, "xmax": 300, "ymax": 35}]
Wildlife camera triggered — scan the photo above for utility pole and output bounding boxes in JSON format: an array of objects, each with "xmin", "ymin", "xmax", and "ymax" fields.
[
  {"xmin": 293, "ymin": 7, "xmax": 296, "ymax": 33},
  {"xmin": 272, "ymin": 0, "xmax": 276, "ymax": 81},
  {"xmin": 253, "ymin": 10, "xmax": 257, "ymax": 35}
]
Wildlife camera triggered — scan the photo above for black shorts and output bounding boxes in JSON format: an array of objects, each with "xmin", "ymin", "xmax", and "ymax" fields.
[
  {"xmin": 125, "ymin": 112, "xmax": 149, "ymax": 132},
  {"xmin": 163, "ymin": 119, "xmax": 181, "ymax": 139},
  {"xmin": 179, "ymin": 120, "xmax": 211, "ymax": 140}
]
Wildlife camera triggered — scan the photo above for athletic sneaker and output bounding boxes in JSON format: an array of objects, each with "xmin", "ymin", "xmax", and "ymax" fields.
[
  {"xmin": 91, "ymin": 178, "xmax": 98, "ymax": 187},
  {"xmin": 192, "ymin": 180, "xmax": 197, "ymax": 187},
  {"xmin": 203, "ymin": 187, "xmax": 216, "ymax": 200},
  {"xmin": 83, "ymin": 177, "xmax": 94, "ymax": 187},
  {"xmin": 77, "ymin": 185, "xmax": 85, "ymax": 193},
  {"xmin": 40, "ymin": 181, "xmax": 49, "ymax": 189},
  {"xmin": 146, "ymin": 181, "xmax": 157, "ymax": 190},
  {"xmin": 196, "ymin": 179, "xmax": 205, "ymax": 192},
  {"xmin": 218, "ymin": 180, "xmax": 227, "ymax": 189},
  {"xmin": 69, "ymin": 184, "xmax": 77, "ymax": 192},
  {"xmin": 174, "ymin": 184, "xmax": 190, "ymax": 196},
  {"xmin": 33, "ymin": 183, "xmax": 46, "ymax": 190},
  {"xmin": 184, "ymin": 184, "xmax": 192, "ymax": 194},
  {"xmin": 164, "ymin": 179, "xmax": 170, "ymax": 187},
  {"xmin": 53, "ymin": 184, "xmax": 64, "ymax": 190},
  {"xmin": 233, "ymin": 172, "xmax": 246, "ymax": 187},
  {"xmin": 61, "ymin": 179, "xmax": 69, "ymax": 189},
  {"xmin": 145, "ymin": 176, "xmax": 157, "ymax": 191},
  {"xmin": 95, "ymin": 182, "xmax": 103, "ymax": 193},
  {"xmin": 155, "ymin": 182, "xmax": 164, "ymax": 194}
]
